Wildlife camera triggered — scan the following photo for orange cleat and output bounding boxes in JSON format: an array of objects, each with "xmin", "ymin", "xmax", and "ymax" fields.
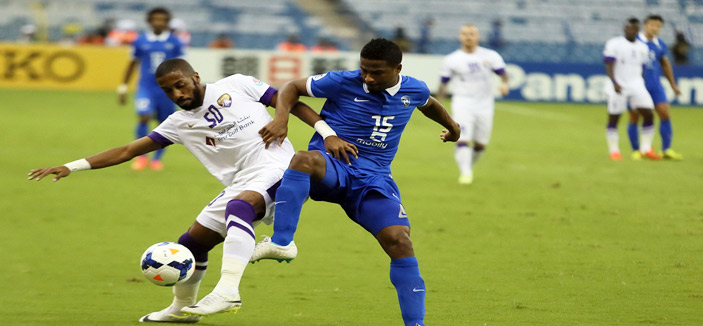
[
  {"xmin": 609, "ymin": 152, "xmax": 622, "ymax": 161},
  {"xmin": 149, "ymin": 160, "xmax": 164, "ymax": 171},
  {"xmin": 642, "ymin": 151, "xmax": 661, "ymax": 160},
  {"xmin": 131, "ymin": 156, "xmax": 149, "ymax": 171}
]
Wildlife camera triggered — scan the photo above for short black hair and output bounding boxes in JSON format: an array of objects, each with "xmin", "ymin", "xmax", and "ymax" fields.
[
  {"xmin": 645, "ymin": 14, "xmax": 664, "ymax": 23},
  {"xmin": 155, "ymin": 58, "xmax": 194, "ymax": 79},
  {"xmin": 360, "ymin": 38, "xmax": 402, "ymax": 66},
  {"xmin": 147, "ymin": 7, "xmax": 171, "ymax": 21},
  {"xmin": 627, "ymin": 17, "xmax": 640, "ymax": 25}
]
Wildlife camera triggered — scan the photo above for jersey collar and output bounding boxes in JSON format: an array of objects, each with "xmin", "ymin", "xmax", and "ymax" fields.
[
  {"xmin": 638, "ymin": 32, "xmax": 661, "ymax": 47},
  {"xmin": 362, "ymin": 74, "xmax": 403, "ymax": 96},
  {"xmin": 146, "ymin": 31, "xmax": 171, "ymax": 42}
]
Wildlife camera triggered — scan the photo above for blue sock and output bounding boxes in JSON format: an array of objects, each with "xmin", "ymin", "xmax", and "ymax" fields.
[
  {"xmin": 660, "ymin": 119, "xmax": 672, "ymax": 150},
  {"xmin": 627, "ymin": 123, "xmax": 639, "ymax": 151},
  {"xmin": 390, "ymin": 256, "xmax": 425, "ymax": 326},
  {"xmin": 152, "ymin": 148, "xmax": 165, "ymax": 161},
  {"xmin": 271, "ymin": 169, "xmax": 310, "ymax": 246},
  {"xmin": 136, "ymin": 122, "xmax": 148, "ymax": 139}
]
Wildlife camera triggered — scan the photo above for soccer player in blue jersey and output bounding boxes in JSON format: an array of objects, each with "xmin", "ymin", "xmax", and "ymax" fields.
[
  {"xmin": 250, "ymin": 38, "xmax": 461, "ymax": 326},
  {"xmin": 628, "ymin": 15, "xmax": 683, "ymax": 160},
  {"xmin": 117, "ymin": 7, "xmax": 185, "ymax": 171}
]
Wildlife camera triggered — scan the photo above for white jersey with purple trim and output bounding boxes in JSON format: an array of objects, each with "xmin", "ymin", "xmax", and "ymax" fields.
[
  {"xmin": 440, "ymin": 47, "xmax": 506, "ymax": 105},
  {"xmin": 603, "ymin": 36, "xmax": 650, "ymax": 89},
  {"xmin": 149, "ymin": 74, "xmax": 294, "ymax": 186}
]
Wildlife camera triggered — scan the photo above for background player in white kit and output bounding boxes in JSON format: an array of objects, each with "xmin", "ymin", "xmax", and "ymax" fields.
[
  {"xmin": 28, "ymin": 58, "xmax": 357, "ymax": 323},
  {"xmin": 437, "ymin": 24, "xmax": 509, "ymax": 185},
  {"xmin": 603, "ymin": 17, "xmax": 658, "ymax": 161}
]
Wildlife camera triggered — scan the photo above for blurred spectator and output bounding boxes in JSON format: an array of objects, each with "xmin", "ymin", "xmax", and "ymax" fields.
[
  {"xmin": 209, "ymin": 33, "xmax": 235, "ymax": 49},
  {"xmin": 77, "ymin": 19, "xmax": 112, "ymax": 45},
  {"xmin": 106, "ymin": 19, "xmax": 138, "ymax": 46},
  {"xmin": 392, "ymin": 26, "xmax": 412, "ymax": 52},
  {"xmin": 488, "ymin": 19, "xmax": 504, "ymax": 50},
  {"xmin": 170, "ymin": 18, "xmax": 191, "ymax": 47},
  {"xmin": 18, "ymin": 24, "xmax": 37, "ymax": 43},
  {"xmin": 671, "ymin": 30, "xmax": 690, "ymax": 65},
  {"xmin": 277, "ymin": 34, "xmax": 307, "ymax": 52},
  {"xmin": 311, "ymin": 38, "xmax": 338, "ymax": 52},
  {"xmin": 416, "ymin": 18, "xmax": 433, "ymax": 54}
]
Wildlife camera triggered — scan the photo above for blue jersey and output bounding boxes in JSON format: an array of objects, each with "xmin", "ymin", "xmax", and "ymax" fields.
[
  {"xmin": 131, "ymin": 31, "xmax": 184, "ymax": 90},
  {"xmin": 637, "ymin": 33, "xmax": 667, "ymax": 88},
  {"xmin": 307, "ymin": 70, "xmax": 431, "ymax": 174}
]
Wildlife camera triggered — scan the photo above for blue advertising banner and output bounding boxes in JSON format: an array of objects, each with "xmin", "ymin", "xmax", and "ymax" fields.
[{"xmin": 503, "ymin": 62, "xmax": 703, "ymax": 106}]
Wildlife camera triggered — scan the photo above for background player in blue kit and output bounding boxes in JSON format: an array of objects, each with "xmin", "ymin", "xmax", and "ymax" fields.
[
  {"xmin": 628, "ymin": 15, "xmax": 683, "ymax": 160},
  {"xmin": 251, "ymin": 38, "xmax": 461, "ymax": 326},
  {"xmin": 117, "ymin": 7, "xmax": 185, "ymax": 170}
]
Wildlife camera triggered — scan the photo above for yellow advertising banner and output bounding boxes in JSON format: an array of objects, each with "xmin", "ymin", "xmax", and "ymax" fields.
[{"xmin": 0, "ymin": 42, "xmax": 133, "ymax": 91}]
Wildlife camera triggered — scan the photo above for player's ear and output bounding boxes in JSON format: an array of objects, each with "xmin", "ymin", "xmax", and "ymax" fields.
[
  {"xmin": 395, "ymin": 63, "xmax": 402, "ymax": 74},
  {"xmin": 192, "ymin": 72, "xmax": 200, "ymax": 84}
]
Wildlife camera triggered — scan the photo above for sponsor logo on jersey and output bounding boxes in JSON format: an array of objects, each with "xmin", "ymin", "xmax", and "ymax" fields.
[
  {"xmin": 312, "ymin": 73, "xmax": 327, "ymax": 81},
  {"xmin": 398, "ymin": 204, "xmax": 408, "ymax": 218},
  {"xmin": 217, "ymin": 94, "xmax": 232, "ymax": 107},
  {"xmin": 401, "ymin": 95, "xmax": 410, "ymax": 108},
  {"xmin": 205, "ymin": 136, "xmax": 216, "ymax": 148},
  {"xmin": 354, "ymin": 97, "xmax": 369, "ymax": 102},
  {"xmin": 252, "ymin": 77, "xmax": 264, "ymax": 86}
]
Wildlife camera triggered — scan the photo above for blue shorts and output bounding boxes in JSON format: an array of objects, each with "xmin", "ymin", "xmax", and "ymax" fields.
[
  {"xmin": 308, "ymin": 151, "xmax": 410, "ymax": 235},
  {"xmin": 135, "ymin": 87, "xmax": 176, "ymax": 122},
  {"xmin": 646, "ymin": 82, "xmax": 668, "ymax": 105}
]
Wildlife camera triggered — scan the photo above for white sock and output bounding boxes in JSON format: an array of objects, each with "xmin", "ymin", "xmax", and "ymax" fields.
[
  {"xmin": 606, "ymin": 128, "xmax": 620, "ymax": 153},
  {"xmin": 640, "ymin": 124, "xmax": 655, "ymax": 153},
  {"xmin": 454, "ymin": 145, "xmax": 471, "ymax": 176},
  {"xmin": 212, "ymin": 215, "xmax": 255, "ymax": 299},
  {"xmin": 170, "ymin": 265, "xmax": 206, "ymax": 311}
]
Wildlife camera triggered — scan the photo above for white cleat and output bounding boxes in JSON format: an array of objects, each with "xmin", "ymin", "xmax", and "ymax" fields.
[
  {"xmin": 139, "ymin": 305, "xmax": 202, "ymax": 323},
  {"xmin": 180, "ymin": 292, "xmax": 242, "ymax": 316},
  {"xmin": 458, "ymin": 173, "xmax": 473, "ymax": 185},
  {"xmin": 250, "ymin": 236, "xmax": 297, "ymax": 263}
]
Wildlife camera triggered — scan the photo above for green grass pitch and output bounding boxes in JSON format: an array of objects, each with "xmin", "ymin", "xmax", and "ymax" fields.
[{"xmin": 1, "ymin": 89, "xmax": 702, "ymax": 325}]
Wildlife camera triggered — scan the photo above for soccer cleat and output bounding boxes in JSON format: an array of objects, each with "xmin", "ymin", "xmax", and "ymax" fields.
[
  {"xmin": 642, "ymin": 151, "xmax": 661, "ymax": 160},
  {"xmin": 132, "ymin": 156, "xmax": 149, "ymax": 171},
  {"xmin": 139, "ymin": 305, "xmax": 201, "ymax": 323},
  {"xmin": 662, "ymin": 149, "xmax": 683, "ymax": 160},
  {"xmin": 631, "ymin": 151, "xmax": 642, "ymax": 160},
  {"xmin": 180, "ymin": 292, "xmax": 241, "ymax": 316},
  {"xmin": 458, "ymin": 173, "xmax": 473, "ymax": 185},
  {"xmin": 250, "ymin": 236, "xmax": 297, "ymax": 263},
  {"xmin": 609, "ymin": 152, "xmax": 622, "ymax": 161},
  {"xmin": 150, "ymin": 160, "xmax": 164, "ymax": 171}
]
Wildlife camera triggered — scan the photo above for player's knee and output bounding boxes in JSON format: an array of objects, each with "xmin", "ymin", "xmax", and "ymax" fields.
[
  {"xmin": 379, "ymin": 228, "xmax": 414, "ymax": 258},
  {"xmin": 289, "ymin": 151, "xmax": 324, "ymax": 174},
  {"xmin": 655, "ymin": 105, "xmax": 670, "ymax": 119},
  {"xmin": 474, "ymin": 143, "xmax": 486, "ymax": 151}
]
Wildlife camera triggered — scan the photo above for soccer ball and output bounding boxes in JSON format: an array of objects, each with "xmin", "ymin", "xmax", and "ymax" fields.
[{"xmin": 140, "ymin": 242, "xmax": 195, "ymax": 286}]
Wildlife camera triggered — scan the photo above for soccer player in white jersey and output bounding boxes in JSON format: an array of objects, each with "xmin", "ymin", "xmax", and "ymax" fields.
[
  {"xmin": 29, "ymin": 58, "xmax": 357, "ymax": 323},
  {"xmin": 437, "ymin": 24, "xmax": 509, "ymax": 185},
  {"xmin": 603, "ymin": 17, "xmax": 658, "ymax": 161}
]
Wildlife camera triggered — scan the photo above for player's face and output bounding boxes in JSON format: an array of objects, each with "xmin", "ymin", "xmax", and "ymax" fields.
[
  {"xmin": 157, "ymin": 71, "xmax": 203, "ymax": 111},
  {"xmin": 360, "ymin": 58, "xmax": 401, "ymax": 92},
  {"xmin": 148, "ymin": 13, "xmax": 170, "ymax": 34},
  {"xmin": 459, "ymin": 26, "xmax": 480, "ymax": 49},
  {"xmin": 624, "ymin": 23, "xmax": 639, "ymax": 40},
  {"xmin": 644, "ymin": 20, "xmax": 662, "ymax": 36}
]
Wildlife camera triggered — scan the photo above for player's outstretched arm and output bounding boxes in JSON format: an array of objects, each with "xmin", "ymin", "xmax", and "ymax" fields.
[
  {"xmin": 660, "ymin": 56, "xmax": 681, "ymax": 96},
  {"xmin": 28, "ymin": 137, "xmax": 162, "ymax": 182},
  {"xmin": 117, "ymin": 59, "xmax": 138, "ymax": 105},
  {"xmin": 604, "ymin": 61, "xmax": 621, "ymax": 93},
  {"xmin": 417, "ymin": 96, "xmax": 461, "ymax": 143}
]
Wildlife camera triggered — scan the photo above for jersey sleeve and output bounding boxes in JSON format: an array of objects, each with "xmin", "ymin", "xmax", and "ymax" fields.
[
  {"xmin": 149, "ymin": 115, "xmax": 180, "ymax": 146},
  {"xmin": 490, "ymin": 51, "xmax": 507, "ymax": 75},
  {"xmin": 603, "ymin": 39, "xmax": 616, "ymax": 62},
  {"xmin": 306, "ymin": 71, "xmax": 344, "ymax": 98},
  {"xmin": 227, "ymin": 74, "xmax": 277, "ymax": 106},
  {"xmin": 418, "ymin": 80, "xmax": 431, "ymax": 107},
  {"xmin": 439, "ymin": 56, "xmax": 452, "ymax": 83},
  {"xmin": 659, "ymin": 40, "xmax": 668, "ymax": 60}
]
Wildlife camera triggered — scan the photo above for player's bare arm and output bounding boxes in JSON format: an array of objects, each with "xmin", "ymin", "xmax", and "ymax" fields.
[
  {"xmin": 118, "ymin": 59, "xmax": 139, "ymax": 105},
  {"xmin": 28, "ymin": 137, "xmax": 162, "ymax": 182},
  {"xmin": 417, "ymin": 96, "xmax": 461, "ymax": 142},
  {"xmin": 604, "ymin": 61, "xmax": 621, "ymax": 93},
  {"xmin": 659, "ymin": 56, "xmax": 681, "ymax": 95},
  {"xmin": 499, "ymin": 72, "xmax": 510, "ymax": 96}
]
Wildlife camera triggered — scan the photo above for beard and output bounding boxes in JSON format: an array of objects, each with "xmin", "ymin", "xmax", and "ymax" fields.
[{"xmin": 180, "ymin": 78, "xmax": 203, "ymax": 111}]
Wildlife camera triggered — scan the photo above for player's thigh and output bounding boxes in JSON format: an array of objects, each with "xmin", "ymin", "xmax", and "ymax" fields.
[
  {"xmin": 647, "ymin": 83, "xmax": 668, "ymax": 107},
  {"xmin": 607, "ymin": 92, "xmax": 628, "ymax": 115},
  {"xmin": 628, "ymin": 86, "xmax": 655, "ymax": 110},
  {"xmin": 354, "ymin": 190, "xmax": 410, "ymax": 236},
  {"xmin": 473, "ymin": 109, "xmax": 494, "ymax": 146},
  {"xmin": 135, "ymin": 88, "xmax": 155, "ymax": 116}
]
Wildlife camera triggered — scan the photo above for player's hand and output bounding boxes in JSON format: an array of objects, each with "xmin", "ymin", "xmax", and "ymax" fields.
[
  {"xmin": 673, "ymin": 85, "xmax": 682, "ymax": 96},
  {"xmin": 614, "ymin": 84, "xmax": 622, "ymax": 93},
  {"xmin": 324, "ymin": 136, "xmax": 358, "ymax": 165},
  {"xmin": 118, "ymin": 93, "xmax": 127, "ymax": 106},
  {"xmin": 440, "ymin": 123, "xmax": 461, "ymax": 143},
  {"xmin": 499, "ymin": 83, "xmax": 509, "ymax": 96},
  {"xmin": 28, "ymin": 166, "xmax": 71, "ymax": 182},
  {"xmin": 259, "ymin": 118, "xmax": 289, "ymax": 149}
]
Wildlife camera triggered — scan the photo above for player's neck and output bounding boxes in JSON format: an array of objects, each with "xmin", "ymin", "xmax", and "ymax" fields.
[
  {"xmin": 462, "ymin": 45, "xmax": 478, "ymax": 53},
  {"xmin": 644, "ymin": 32, "xmax": 656, "ymax": 40}
]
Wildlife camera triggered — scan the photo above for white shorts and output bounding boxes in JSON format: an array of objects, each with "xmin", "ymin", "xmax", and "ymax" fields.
[
  {"xmin": 451, "ymin": 96, "xmax": 494, "ymax": 145},
  {"xmin": 195, "ymin": 167, "xmax": 285, "ymax": 238},
  {"xmin": 605, "ymin": 83, "xmax": 654, "ymax": 114}
]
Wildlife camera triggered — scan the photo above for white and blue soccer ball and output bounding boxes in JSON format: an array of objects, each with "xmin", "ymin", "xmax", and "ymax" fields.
[{"xmin": 140, "ymin": 242, "xmax": 195, "ymax": 286}]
